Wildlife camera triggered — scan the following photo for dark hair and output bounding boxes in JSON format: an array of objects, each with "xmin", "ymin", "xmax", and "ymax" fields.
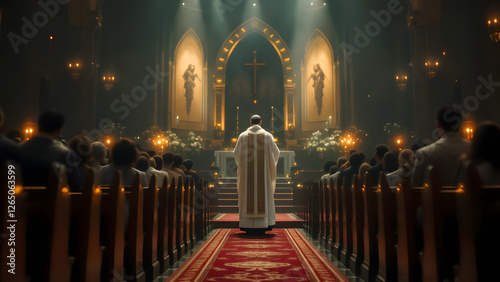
[
  {"xmin": 110, "ymin": 138, "xmax": 138, "ymax": 166},
  {"xmin": 471, "ymin": 121, "xmax": 500, "ymax": 169},
  {"xmin": 183, "ymin": 159, "xmax": 194, "ymax": 171},
  {"xmin": 173, "ymin": 154, "xmax": 183, "ymax": 168},
  {"xmin": 153, "ymin": 155, "xmax": 163, "ymax": 170},
  {"xmin": 436, "ymin": 106, "xmax": 463, "ymax": 132},
  {"xmin": 91, "ymin": 142, "xmax": 106, "ymax": 162},
  {"xmin": 250, "ymin": 115, "xmax": 262, "ymax": 125},
  {"xmin": 68, "ymin": 135, "xmax": 92, "ymax": 165},
  {"xmin": 38, "ymin": 110, "xmax": 65, "ymax": 134},
  {"xmin": 323, "ymin": 160, "xmax": 336, "ymax": 173},
  {"xmin": 382, "ymin": 151, "xmax": 399, "ymax": 173},
  {"xmin": 136, "ymin": 156, "xmax": 149, "ymax": 172},
  {"xmin": 337, "ymin": 157, "xmax": 348, "ymax": 168},
  {"xmin": 349, "ymin": 150, "xmax": 357, "ymax": 155},
  {"xmin": 162, "ymin": 152, "xmax": 175, "ymax": 165},
  {"xmin": 374, "ymin": 144, "xmax": 389, "ymax": 159},
  {"xmin": 329, "ymin": 165, "xmax": 338, "ymax": 175},
  {"xmin": 349, "ymin": 152, "xmax": 365, "ymax": 168}
]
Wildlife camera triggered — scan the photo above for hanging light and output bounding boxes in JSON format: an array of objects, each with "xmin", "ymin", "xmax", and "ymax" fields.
[
  {"xmin": 487, "ymin": 18, "xmax": 500, "ymax": 42},
  {"xmin": 424, "ymin": 60, "xmax": 439, "ymax": 78},
  {"xmin": 395, "ymin": 74, "xmax": 408, "ymax": 90}
]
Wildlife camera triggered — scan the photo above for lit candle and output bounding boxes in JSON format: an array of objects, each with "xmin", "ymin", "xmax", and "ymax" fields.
[
  {"xmin": 176, "ymin": 116, "xmax": 179, "ymax": 128},
  {"xmin": 271, "ymin": 106, "xmax": 274, "ymax": 133},
  {"xmin": 328, "ymin": 116, "xmax": 332, "ymax": 128}
]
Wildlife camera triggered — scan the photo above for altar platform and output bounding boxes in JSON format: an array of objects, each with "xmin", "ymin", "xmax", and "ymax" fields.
[{"xmin": 214, "ymin": 150, "xmax": 296, "ymax": 178}]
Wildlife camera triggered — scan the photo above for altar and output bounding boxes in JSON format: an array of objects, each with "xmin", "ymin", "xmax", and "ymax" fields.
[{"xmin": 214, "ymin": 150, "xmax": 296, "ymax": 178}]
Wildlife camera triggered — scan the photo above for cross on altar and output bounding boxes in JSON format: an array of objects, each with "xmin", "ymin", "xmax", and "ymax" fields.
[{"xmin": 244, "ymin": 50, "xmax": 267, "ymax": 100}]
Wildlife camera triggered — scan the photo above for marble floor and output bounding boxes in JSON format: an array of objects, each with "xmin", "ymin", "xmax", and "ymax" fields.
[{"xmin": 156, "ymin": 228, "xmax": 365, "ymax": 282}]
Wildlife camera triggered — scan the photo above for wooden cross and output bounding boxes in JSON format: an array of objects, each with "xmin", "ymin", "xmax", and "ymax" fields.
[{"xmin": 244, "ymin": 50, "xmax": 266, "ymax": 99}]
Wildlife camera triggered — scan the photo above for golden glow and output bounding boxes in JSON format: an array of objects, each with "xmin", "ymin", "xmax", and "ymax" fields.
[
  {"xmin": 280, "ymin": 48, "xmax": 286, "ymax": 52},
  {"xmin": 284, "ymin": 58, "xmax": 290, "ymax": 62},
  {"xmin": 263, "ymin": 28, "xmax": 268, "ymax": 32},
  {"xmin": 397, "ymin": 139, "xmax": 401, "ymax": 144},
  {"xmin": 229, "ymin": 40, "xmax": 234, "ymax": 44},
  {"xmin": 49, "ymin": 36, "xmax": 53, "ymax": 40},
  {"xmin": 106, "ymin": 139, "xmax": 111, "ymax": 144},
  {"xmin": 241, "ymin": 28, "xmax": 246, "ymax": 33},
  {"xmin": 274, "ymin": 137, "xmax": 278, "ymax": 142},
  {"xmin": 269, "ymin": 34, "xmax": 274, "ymax": 38},
  {"xmin": 235, "ymin": 34, "xmax": 239, "ymax": 38},
  {"xmin": 223, "ymin": 48, "xmax": 229, "ymax": 52},
  {"xmin": 275, "ymin": 40, "xmax": 281, "ymax": 44},
  {"xmin": 253, "ymin": 99, "xmax": 257, "ymax": 104},
  {"xmin": 62, "ymin": 188, "xmax": 69, "ymax": 193},
  {"xmin": 442, "ymin": 51, "xmax": 446, "ymax": 55},
  {"xmin": 121, "ymin": 188, "xmax": 125, "ymax": 192},
  {"xmin": 217, "ymin": 79, "xmax": 222, "ymax": 83},
  {"xmin": 219, "ymin": 57, "xmax": 225, "ymax": 62},
  {"xmin": 95, "ymin": 188, "xmax": 101, "ymax": 194}
]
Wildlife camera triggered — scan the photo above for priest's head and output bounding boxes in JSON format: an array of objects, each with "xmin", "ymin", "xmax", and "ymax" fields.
[{"xmin": 250, "ymin": 114, "xmax": 262, "ymax": 125}]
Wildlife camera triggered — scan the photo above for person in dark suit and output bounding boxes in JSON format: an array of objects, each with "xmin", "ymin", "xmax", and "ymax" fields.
[
  {"xmin": 0, "ymin": 107, "xmax": 21, "ymax": 165},
  {"xmin": 367, "ymin": 144, "xmax": 389, "ymax": 185},
  {"xmin": 20, "ymin": 110, "xmax": 76, "ymax": 186},
  {"xmin": 337, "ymin": 152, "xmax": 366, "ymax": 188}
]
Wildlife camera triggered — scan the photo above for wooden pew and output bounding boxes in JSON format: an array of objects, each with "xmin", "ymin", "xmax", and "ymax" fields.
[
  {"xmin": 318, "ymin": 178, "xmax": 325, "ymax": 244},
  {"xmin": 320, "ymin": 177, "xmax": 330, "ymax": 248},
  {"xmin": 99, "ymin": 171, "xmax": 126, "ymax": 281},
  {"xmin": 194, "ymin": 178, "xmax": 204, "ymax": 241},
  {"xmin": 332, "ymin": 174, "xmax": 343, "ymax": 258},
  {"xmin": 189, "ymin": 176, "xmax": 196, "ymax": 249},
  {"xmin": 375, "ymin": 173, "xmax": 397, "ymax": 282},
  {"xmin": 396, "ymin": 178, "xmax": 423, "ymax": 282},
  {"xmin": 158, "ymin": 175, "xmax": 173, "ymax": 270},
  {"xmin": 327, "ymin": 175, "xmax": 335, "ymax": 252},
  {"xmin": 69, "ymin": 169, "xmax": 102, "ymax": 282},
  {"xmin": 421, "ymin": 167, "xmax": 460, "ymax": 282},
  {"xmin": 183, "ymin": 176, "xmax": 192, "ymax": 251},
  {"xmin": 361, "ymin": 172, "xmax": 378, "ymax": 282},
  {"xmin": 349, "ymin": 174, "xmax": 364, "ymax": 275},
  {"xmin": 24, "ymin": 165, "xmax": 72, "ymax": 281},
  {"xmin": 123, "ymin": 174, "xmax": 145, "ymax": 282},
  {"xmin": 143, "ymin": 175, "xmax": 161, "ymax": 281},
  {"xmin": 456, "ymin": 163, "xmax": 500, "ymax": 282},
  {"xmin": 0, "ymin": 165, "xmax": 28, "ymax": 282},
  {"xmin": 174, "ymin": 176, "xmax": 186, "ymax": 259},
  {"xmin": 340, "ymin": 176, "xmax": 353, "ymax": 267}
]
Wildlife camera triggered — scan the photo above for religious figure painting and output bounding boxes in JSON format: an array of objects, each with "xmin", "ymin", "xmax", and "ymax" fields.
[
  {"xmin": 308, "ymin": 64, "xmax": 325, "ymax": 115},
  {"xmin": 183, "ymin": 64, "xmax": 200, "ymax": 116},
  {"xmin": 302, "ymin": 29, "xmax": 339, "ymax": 131},
  {"xmin": 172, "ymin": 28, "xmax": 206, "ymax": 131}
]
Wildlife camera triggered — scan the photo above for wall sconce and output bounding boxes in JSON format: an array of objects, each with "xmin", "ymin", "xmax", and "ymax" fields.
[
  {"xmin": 68, "ymin": 62, "xmax": 81, "ymax": 79},
  {"xmin": 102, "ymin": 75, "xmax": 115, "ymax": 91},
  {"xmin": 424, "ymin": 60, "xmax": 439, "ymax": 78},
  {"xmin": 487, "ymin": 18, "xmax": 500, "ymax": 43},
  {"xmin": 395, "ymin": 74, "xmax": 408, "ymax": 90}
]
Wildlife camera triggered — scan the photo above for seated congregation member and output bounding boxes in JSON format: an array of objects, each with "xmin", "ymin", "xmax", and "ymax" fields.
[
  {"xmin": 382, "ymin": 151, "xmax": 399, "ymax": 174},
  {"xmin": 183, "ymin": 159, "xmax": 200, "ymax": 185},
  {"xmin": 162, "ymin": 152, "xmax": 180, "ymax": 185},
  {"xmin": 358, "ymin": 162, "xmax": 372, "ymax": 186},
  {"xmin": 411, "ymin": 106, "xmax": 470, "ymax": 186},
  {"xmin": 330, "ymin": 157, "xmax": 348, "ymax": 186},
  {"xmin": 458, "ymin": 121, "xmax": 500, "ymax": 185},
  {"xmin": 367, "ymin": 144, "xmax": 390, "ymax": 185},
  {"xmin": 88, "ymin": 141, "xmax": 107, "ymax": 170},
  {"xmin": 337, "ymin": 152, "xmax": 365, "ymax": 187},
  {"xmin": 0, "ymin": 107, "xmax": 20, "ymax": 164},
  {"xmin": 386, "ymin": 149, "xmax": 416, "ymax": 186},
  {"xmin": 153, "ymin": 155, "xmax": 164, "ymax": 170},
  {"xmin": 101, "ymin": 138, "xmax": 148, "ymax": 187},
  {"xmin": 20, "ymin": 110, "xmax": 77, "ymax": 186},
  {"xmin": 67, "ymin": 135, "xmax": 97, "ymax": 191},
  {"xmin": 141, "ymin": 156, "xmax": 169, "ymax": 187},
  {"xmin": 328, "ymin": 165, "xmax": 338, "ymax": 175},
  {"xmin": 321, "ymin": 160, "xmax": 337, "ymax": 181},
  {"xmin": 173, "ymin": 154, "xmax": 187, "ymax": 180}
]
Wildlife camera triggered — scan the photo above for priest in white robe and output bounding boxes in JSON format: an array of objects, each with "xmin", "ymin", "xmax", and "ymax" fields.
[{"xmin": 233, "ymin": 114, "xmax": 280, "ymax": 235}]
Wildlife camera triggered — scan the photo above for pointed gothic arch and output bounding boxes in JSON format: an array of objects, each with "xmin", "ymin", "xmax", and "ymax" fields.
[{"xmin": 213, "ymin": 17, "xmax": 295, "ymax": 134}]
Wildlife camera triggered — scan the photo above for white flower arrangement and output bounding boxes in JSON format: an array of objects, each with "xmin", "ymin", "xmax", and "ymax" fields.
[
  {"xmin": 306, "ymin": 130, "xmax": 341, "ymax": 155},
  {"xmin": 184, "ymin": 131, "xmax": 204, "ymax": 156}
]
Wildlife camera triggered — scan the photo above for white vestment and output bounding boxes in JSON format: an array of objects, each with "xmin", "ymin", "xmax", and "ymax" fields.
[{"xmin": 233, "ymin": 125, "xmax": 280, "ymax": 228}]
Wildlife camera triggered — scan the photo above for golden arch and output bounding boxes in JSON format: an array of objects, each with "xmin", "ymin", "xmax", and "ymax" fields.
[{"xmin": 213, "ymin": 17, "xmax": 295, "ymax": 133}]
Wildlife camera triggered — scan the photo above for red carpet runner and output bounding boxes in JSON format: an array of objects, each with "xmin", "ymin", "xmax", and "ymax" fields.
[
  {"xmin": 213, "ymin": 213, "xmax": 302, "ymax": 222},
  {"xmin": 166, "ymin": 229, "xmax": 348, "ymax": 281}
]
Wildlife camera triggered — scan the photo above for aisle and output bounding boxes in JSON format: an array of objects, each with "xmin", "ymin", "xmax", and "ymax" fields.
[{"xmin": 165, "ymin": 228, "xmax": 350, "ymax": 281}]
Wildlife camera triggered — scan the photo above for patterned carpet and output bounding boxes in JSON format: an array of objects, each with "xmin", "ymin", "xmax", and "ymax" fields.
[
  {"xmin": 166, "ymin": 228, "xmax": 349, "ymax": 281},
  {"xmin": 212, "ymin": 213, "xmax": 302, "ymax": 222}
]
